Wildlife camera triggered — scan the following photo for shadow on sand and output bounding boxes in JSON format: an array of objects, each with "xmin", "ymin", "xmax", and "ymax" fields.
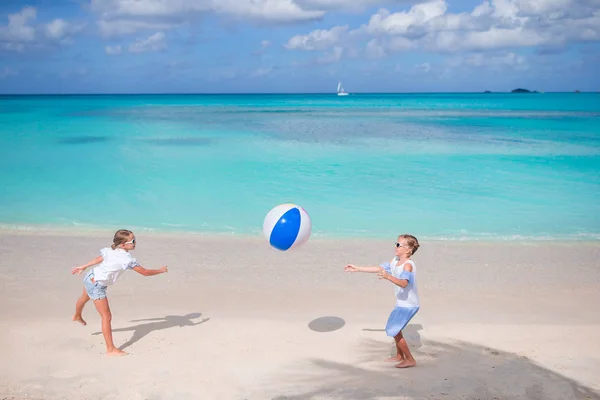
[
  {"xmin": 268, "ymin": 324, "xmax": 599, "ymax": 400},
  {"xmin": 308, "ymin": 316, "xmax": 346, "ymax": 333},
  {"xmin": 361, "ymin": 324, "xmax": 424, "ymax": 352},
  {"xmin": 93, "ymin": 312, "xmax": 210, "ymax": 350}
]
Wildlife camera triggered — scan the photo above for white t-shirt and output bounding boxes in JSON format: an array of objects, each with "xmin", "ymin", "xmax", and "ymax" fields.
[
  {"xmin": 92, "ymin": 247, "xmax": 140, "ymax": 286},
  {"xmin": 381, "ymin": 257, "xmax": 420, "ymax": 308}
]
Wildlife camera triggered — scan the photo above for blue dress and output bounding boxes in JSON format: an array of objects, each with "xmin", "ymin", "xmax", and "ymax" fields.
[{"xmin": 380, "ymin": 258, "xmax": 420, "ymax": 337}]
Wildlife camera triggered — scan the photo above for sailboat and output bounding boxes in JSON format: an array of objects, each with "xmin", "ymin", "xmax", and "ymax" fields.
[{"xmin": 337, "ymin": 81, "xmax": 349, "ymax": 96}]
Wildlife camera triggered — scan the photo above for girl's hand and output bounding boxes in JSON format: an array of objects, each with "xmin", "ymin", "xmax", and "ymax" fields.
[
  {"xmin": 344, "ymin": 264, "xmax": 359, "ymax": 272},
  {"xmin": 377, "ymin": 267, "xmax": 390, "ymax": 280},
  {"xmin": 71, "ymin": 266, "xmax": 87, "ymax": 275},
  {"xmin": 161, "ymin": 266, "xmax": 168, "ymax": 273}
]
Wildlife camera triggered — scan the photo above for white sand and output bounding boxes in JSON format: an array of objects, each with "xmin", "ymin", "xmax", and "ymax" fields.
[{"xmin": 1, "ymin": 230, "xmax": 599, "ymax": 399}]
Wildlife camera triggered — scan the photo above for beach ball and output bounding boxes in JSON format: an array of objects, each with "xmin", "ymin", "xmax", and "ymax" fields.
[{"xmin": 263, "ymin": 204, "xmax": 312, "ymax": 251}]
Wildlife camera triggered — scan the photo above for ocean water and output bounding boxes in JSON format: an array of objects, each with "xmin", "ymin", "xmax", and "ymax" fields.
[{"xmin": 0, "ymin": 93, "xmax": 599, "ymax": 241}]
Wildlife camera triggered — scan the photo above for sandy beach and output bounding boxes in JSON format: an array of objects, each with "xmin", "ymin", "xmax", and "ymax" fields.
[{"xmin": 1, "ymin": 230, "xmax": 599, "ymax": 399}]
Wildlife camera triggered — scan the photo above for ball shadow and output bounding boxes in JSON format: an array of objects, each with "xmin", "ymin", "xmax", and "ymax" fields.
[{"xmin": 308, "ymin": 316, "xmax": 346, "ymax": 333}]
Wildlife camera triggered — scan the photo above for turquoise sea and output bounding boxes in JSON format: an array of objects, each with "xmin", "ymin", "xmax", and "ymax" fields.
[{"xmin": 1, "ymin": 93, "xmax": 599, "ymax": 240}]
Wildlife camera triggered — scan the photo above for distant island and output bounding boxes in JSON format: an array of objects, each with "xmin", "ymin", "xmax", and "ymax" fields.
[
  {"xmin": 511, "ymin": 88, "xmax": 539, "ymax": 93},
  {"xmin": 484, "ymin": 90, "xmax": 492, "ymax": 93}
]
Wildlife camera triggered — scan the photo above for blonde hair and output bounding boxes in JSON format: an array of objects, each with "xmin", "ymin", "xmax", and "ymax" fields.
[
  {"xmin": 111, "ymin": 229, "xmax": 134, "ymax": 250},
  {"xmin": 399, "ymin": 234, "xmax": 420, "ymax": 255}
]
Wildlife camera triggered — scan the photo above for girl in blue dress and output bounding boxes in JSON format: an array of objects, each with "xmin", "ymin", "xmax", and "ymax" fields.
[{"xmin": 345, "ymin": 234, "xmax": 420, "ymax": 368}]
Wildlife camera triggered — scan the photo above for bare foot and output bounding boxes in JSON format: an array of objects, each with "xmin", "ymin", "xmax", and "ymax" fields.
[
  {"xmin": 386, "ymin": 355, "xmax": 404, "ymax": 362},
  {"xmin": 395, "ymin": 359, "xmax": 417, "ymax": 368},
  {"xmin": 72, "ymin": 315, "xmax": 86, "ymax": 326},
  {"xmin": 106, "ymin": 349, "xmax": 128, "ymax": 356}
]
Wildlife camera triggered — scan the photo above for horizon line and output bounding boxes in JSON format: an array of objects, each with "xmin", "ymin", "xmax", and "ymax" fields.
[{"xmin": 0, "ymin": 90, "xmax": 595, "ymax": 96}]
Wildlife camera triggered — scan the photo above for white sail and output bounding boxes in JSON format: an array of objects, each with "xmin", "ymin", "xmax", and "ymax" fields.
[{"xmin": 337, "ymin": 81, "xmax": 348, "ymax": 96}]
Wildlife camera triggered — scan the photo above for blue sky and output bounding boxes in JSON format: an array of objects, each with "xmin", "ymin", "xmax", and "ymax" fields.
[{"xmin": 0, "ymin": 0, "xmax": 599, "ymax": 93}]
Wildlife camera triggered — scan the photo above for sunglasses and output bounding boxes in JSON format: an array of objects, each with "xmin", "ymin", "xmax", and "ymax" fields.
[
  {"xmin": 394, "ymin": 242, "xmax": 406, "ymax": 248},
  {"xmin": 124, "ymin": 238, "xmax": 136, "ymax": 245}
]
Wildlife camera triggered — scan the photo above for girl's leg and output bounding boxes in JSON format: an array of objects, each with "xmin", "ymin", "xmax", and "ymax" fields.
[
  {"xmin": 386, "ymin": 332, "xmax": 406, "ymax": 361},
  {"xmin": 72, "ymin": 287, "xmax": 89, "ymax": 326},
  {"xmin": 395, "ymin": 330, "xmax": 417, "ymax": 368},
  {"xmin": 93, "ymin": 297, "xmax": 127, "ymax": 356}
]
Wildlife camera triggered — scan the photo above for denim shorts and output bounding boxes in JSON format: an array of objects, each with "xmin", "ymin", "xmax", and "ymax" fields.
[{"xmin": 84, "ymin": 271, "xmax": 107, "ymax": 300}]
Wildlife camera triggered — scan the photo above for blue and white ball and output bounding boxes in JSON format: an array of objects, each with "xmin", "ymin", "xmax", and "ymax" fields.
[{"xmin": 263, "ymin": 204, "xmax": 312, "ymax": 251}]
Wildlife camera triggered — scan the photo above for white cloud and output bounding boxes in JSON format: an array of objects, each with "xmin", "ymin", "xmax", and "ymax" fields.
[
  {"xmin": 285, "ymin": 25, "xmax": 347, "ymax": 50},
  {"xmin": 92, "ymin": 0, "xmax": 326, "ymax": 37},
  {"xmin": 215, "ymin": 0, "xmax": 324, "ymax": 22},
  {"xmin": 88, "ymin": 0, "xmax": 412, "ymax": 20},
  {"xmin": 489, "ymin": 0, "xmax": 521, "ymax": 20},
  {"xmin": 90, "ymin": 0, "xmax": 202, "ymax": 18},
  {"xmin": 388, "ymin": 36, "xmax": 417, "ymax": 51},
  {"xmin": 462, "ymin": 27, "xmax": 545, "ymax": 50},
  {"xmin": 0, "ymin": 7, "xmax": 84, "ymax": 51},
  {"xmin": 317, "ymin": 45, "xmax": 344, "ymax": 63},
  {"xmin": 447, "ymin": 51, "xmax": 529, "ymax": 70},
  {"xmin": 44, "ymin": 19, "xmax": 86, "ymax": 44},
  {"xmin": 5, "ymin": 7, "xmax": 36, "ymax": 41},
  {"xmin": 510, "ymin": 0, "xmax": 573, "ymax": 17},
  {"xmin": 472, "ymin": 1, "xmax": 494, "ymax": 17},
  {"xmin": 365, "ymin": 38, "xmax": 386, "ymax": 58},
  {"xmin": 129, "ymin": 32, "xmax": 167, "ymax": 53},
  {"xmin": 45, "ymin": 19, "xmax": 69, "ymax": 40},
  {"xmin": 295, "ymin": 0, "xmax": 417, "ymax": 11},
  {"xmin": 98, "ymin": 19, "xmax": 176, "ymax": 38},
  {"xmin": 284, "ymin": 0, "xmax": 600, "ymax": 61},
  {"xmin": 0, "ymin": 7, "xmax": 36, "ymax": 51},
  {"xmin": 105, "ymin": 44, "xmax": 122, "ymax": 55},
  {"xmin": 364, "ymin": 0, "xmax": 447, "ymax": 36}
]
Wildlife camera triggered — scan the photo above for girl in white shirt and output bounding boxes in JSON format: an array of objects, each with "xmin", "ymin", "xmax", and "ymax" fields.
[
  {"xmin": 70, "ymin": 229, "xmax": 168, "ymax": 356},
  {"xmin": 345, "ymin": 234, "xmax": 421, "ymax": 368}
]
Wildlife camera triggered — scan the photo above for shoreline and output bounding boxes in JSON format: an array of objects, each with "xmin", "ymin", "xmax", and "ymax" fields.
[{"xmin": 2, "ymin": 223, "xmax": 599, "ymax": 243}]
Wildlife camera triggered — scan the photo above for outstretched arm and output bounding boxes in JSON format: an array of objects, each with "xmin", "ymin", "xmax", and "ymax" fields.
[
  {"xmin": 71, "ymin": 256, "xmax": 103, "ymax": 275},
  {"xmin": 378, "ymin": 262, "xmax": 412, "ymax": 288},
  {"xmin": 344, "ymin": 264, "xmax": 382, "ymax": 273},
  {"xmin": 132, "ymin": 265, "xmax": 168, "ymax": 277}
]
